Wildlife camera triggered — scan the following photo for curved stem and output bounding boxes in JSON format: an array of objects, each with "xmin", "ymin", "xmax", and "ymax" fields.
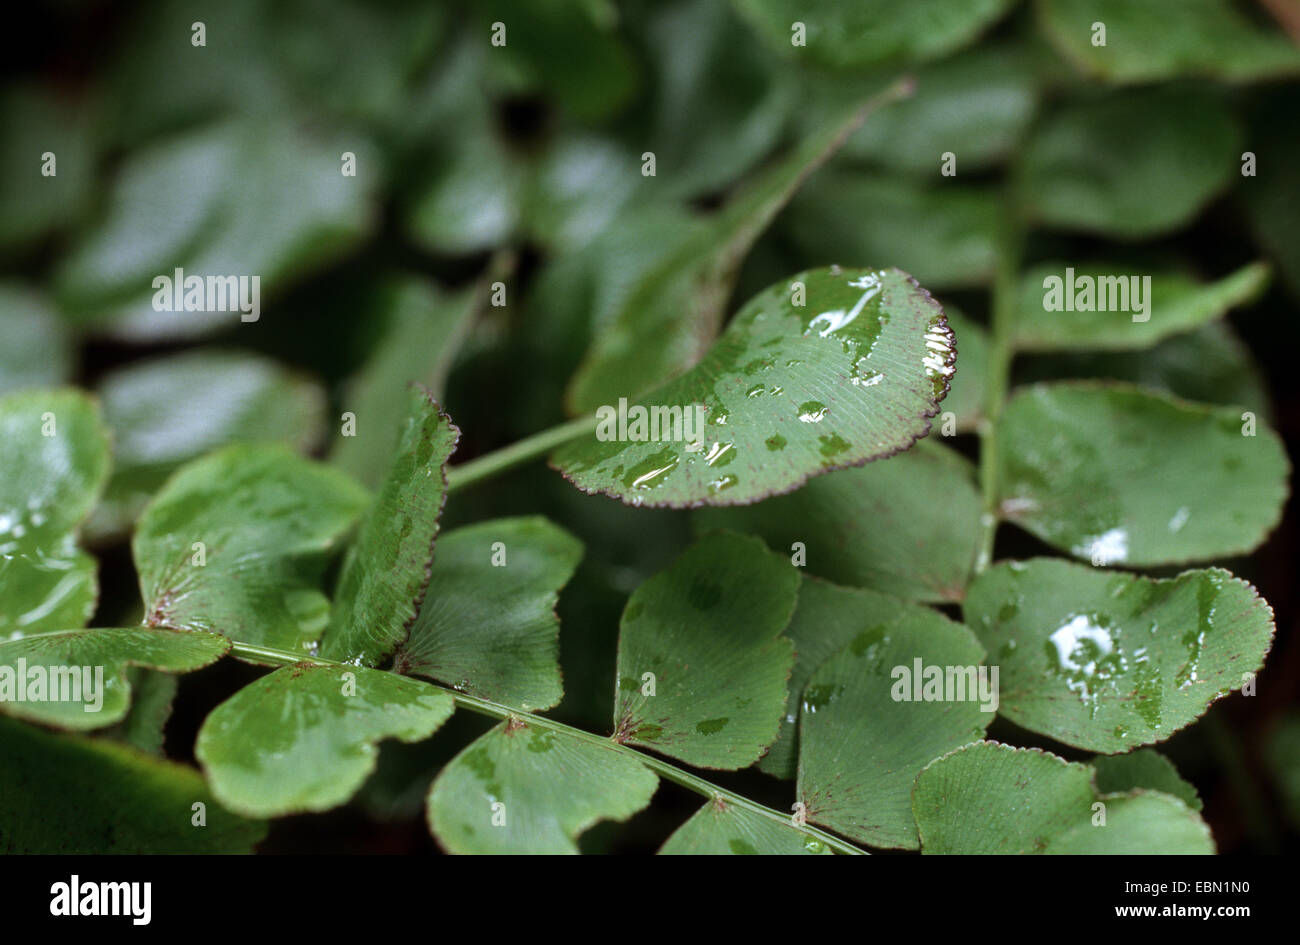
[
  {"xmin": 231, "ymin": 641, "xmax": 866, "ymax": 855},
  {"xmin": 974, "ymin": 211, "xmax": 1024, "ymax": 573},
  {"xmin": 445, "ymin": 413, "xmax": 599, "ymax": 494}
]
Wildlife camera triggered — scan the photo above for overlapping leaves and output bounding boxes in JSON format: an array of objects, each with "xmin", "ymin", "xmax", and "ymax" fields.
[
  {"xmin": 0, "ymin": 390, "xmax": 110, "ymax": 642},
  {"xmin": 913, "ymin": 742, "xmax": 1213, "ymax": 854},
  {"xmin": 554, "ymin": 266, "xmax": 955, "ymax": 507},
  {"xmin": 965, "ymin": 559, "xmax": 1274, "ymax": 753}
]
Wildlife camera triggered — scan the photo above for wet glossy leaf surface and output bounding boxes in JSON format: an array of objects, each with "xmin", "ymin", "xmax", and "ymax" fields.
[
  {"xmin": 697, "ymin": 441, "xmax": 980, "ymax": 601},
  {"xmin": 913, "ymin": 741, "xmax": 1213, "ymax": 853},
  {"xmin": 796, "ymin": 608, "xmax": 991, "ymax": 849},
  {"xmin": 0, "ymin": 390, "xmax": 109, "ymax": 642},
  {"xmin": 133, "ymin": 444, "xmax": 369, "ymax": 650},
  {"xmin": 427, "ymin": 720, "xmax": 657, "ymax": 854},
  {"xmin": 965, "ymin": 559, "xmax": 1274, "ymax": 752},
  {"xmin": 613, "ymin": 532, "xmax": 796, "ymax": 768},
  {"xmin": 321, "ymin": 389, "xmax": 458, "ymax": 666},
  {"xmin": 197, "ymin": 663, "xmax": 454, "ymax": 818},
  {"xmin": 556, "ymin": 267, "xmax": 954, "ymax": 508},
  {"xmin": 394, "ymin": 516, "xmax": 582, "ymax": 711},
  {"xmin": 0, "ymin": 627, "xmax": 228, "ymax": 730},
  {"xmin": 996, "ymin": 383, "xmax": 1289, "ymax": 566},
  {"xmin": 941, "ymin": 306, "xmax": 988, "ymax": 431}
]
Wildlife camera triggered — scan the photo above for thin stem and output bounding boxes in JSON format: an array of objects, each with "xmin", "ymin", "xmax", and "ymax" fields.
[
  {"xmin": 445, "ymin": 413, "xmax": 599, "ymax": 494},
  {"xmin": 974, "ymin": 209, "xmax": 1024, "ymax": 573},
  {"xmin": 230, "ymin": 641, "xmax": 866, "ymax": 855}
]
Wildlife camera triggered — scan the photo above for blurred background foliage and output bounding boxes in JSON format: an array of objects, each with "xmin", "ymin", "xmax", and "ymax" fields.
[{"xmin": 2, "ymin": 0, "xmax": 1299, "ymax": 852}]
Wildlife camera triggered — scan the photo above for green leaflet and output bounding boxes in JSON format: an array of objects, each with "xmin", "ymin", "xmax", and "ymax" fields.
[
  {"xmin": 785, "ymin": 172, "xmax": 1000, "ymax": 291},
  {"xmin": 696, "ymin": 439, "xmax": 977, "ymax": 603},
  {"xmin": 55, "ymin": 119, "xmax": 376, "ymax": 341},
  {"xmin": 638, "ymin": 0, "xmax": 795, "ymax": 200},
  {"xmin": 941, "ymin": 306, "xmax": 988, "ymax": 431},
  {"xmin": 393, "ymin": 516, "xmax": 582, "ymax": 711},
  {"xmin": 1014, "ymin": 261, "xmax": 1270, "ymax": 351},
  {"xmin": 0, "ymin": 284, "xmax": 73, "ymax": 395},
  {"xmin": 660, "ymin": 802, "xmax": 833, "ymax": 855},
  {"xmin": 1015, "ymin": 321, "xmax": 1272, "ymax": 419},
  {"xmin": 732, "ymin": 0, "xmax": 1014, "ymax": 69},
  {"xmin": 197, "ymin": 663, "xmax": 454, "ymax": 818},
  {"xmin": 408, "ymin": 125, "xmax": 525, "ymax": 256},
  {"xmin": 566, "ymin": 92, "xmax": 900, "ymax": 414},
  {"xmin": 996, "ymin": 383, "xmax": 1289, "ymax": 566},
  {"xmin": 0, "ymin": 627, "xmax": 228, "ymax": 731},
  {"xmin": 104, "ymin": 668, "xmax": 179, "ymax": 755},
  {"xmin": 320, "ymin": 388, "xmax": 459, "ymax": 667},
  {"xmin": 427, "ymin": 720, "xmax": 658, "ymax": 854},
  {"xmin": 1018, "ymin": 86, "xmax": 1240, "ymax": 238},
  {"xmin": 332, "ymin": 281, "xmax": 477, "ymax": 488},
  {"xmin": 402, "ymin": 36, "xmax": 520, "ymax": 254},
  {"xmin": 697, "ymin": 440, "xmax": 980, "ymax": 602},
  {"xmin": 613, "ymin": 532, "xmax": 797, "ymax": 769},
  {"xmin": 555, "ymin": 267, "xmax": 955, "ymax": 508},
  {"xmin": 835, "ymin": 43, "xmax": 1039, "ymax": 173},
  {"xmin": 0, "ymin": 389, "xmax": 110, "ymax": 642},
  {"xmin": 0, "ymin": 716, "xmax": 265, "ymax": 854},
  {"xmin": 521, "ymin": 134, "xmax": 647, "ymax": 254},
  {"xmin": 913, "ymin": 742, "xmax": 1214, "ymax": 854},
  {"xmin": 965, "ymin": 559, "xmax": 1274, "ymax": 753},
  {"xmin": 1092, "ymin": 749, "xmax": 1202, "ymax": 811},
  {"xmin": 90, "ymin": 348, "xmax": 327, "ymax": 539},
  {"xmin": 1037, "ymin": 0, "xmax": 1300, "ymax": 84},
  {"xmin": 796, "ymin": 608, "xmax": 991, "ymax": 849},
  {"xmin": 133, "ymin": 444, "xmax": 369, "ymax": 651},
  {"xmin": 757, "ymin": 577, "xmax": 936, "ymax": 780}
]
